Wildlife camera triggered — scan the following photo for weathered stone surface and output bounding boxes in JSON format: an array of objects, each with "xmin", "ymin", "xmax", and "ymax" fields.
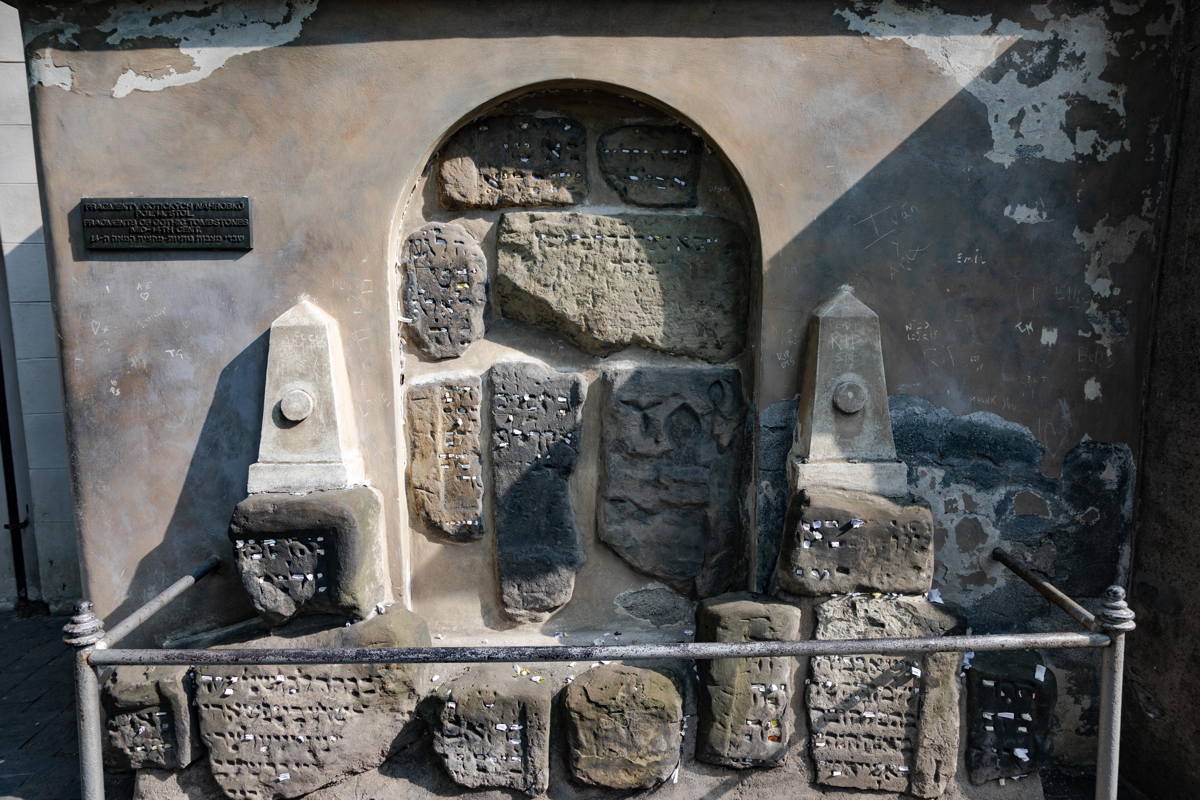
[
  {"xmin": 431, "ymin": 666, "xmax": 552, "ymax": 795},
  {"xmin": 563, "ymin": 663, "xmax": 682, "ymax": 789},
  {"xmin": 247, "ymin": 300, "xmax": 365, "ymax": 495},
  {"xmin": 103, "ymin": 666, "xmax": 202, "ymax": 771},
  {"xmin": 228, "ymin": 486, "xmax": 387, "ymax": 625},
  {"xmin": 406, "ymin": 378, "xmax": 483, "ymax": 541},
  {"xmin": 771, "ymin": 487, "xmax": 934, "ymax": 596},
  {"xmin": 790, "ymin": 286, "xmax": 906, "ymax": 496},
  {"xmin": 497, "ymin": 212, "xmax": 749, "ymax": 362},
  {"xmin": 809, "ymin": 596, "xmax": 960, "ymax": 798},
  {"xmin": 614, "ymin": 585, "xmax": 694, "ymax": 628},
  {"xmin": 134, "ymin": 761, "xmax": 224, "ymax": 799},
  {"xmin": 438, "ymin": 115, "xmax": 585, "ymax": 209},
  {"xmin": 696, "ymin": 593, "xmax": 802, "ymax": 768},
  {"xmin": 598, "ymin": 366, "xmax": 749, "ymax": 596},
  {"xmin": 597, "ymin": 124, "xmax": 702, "ymax": 207},
  {"xmin": 401, "ymin": 222, "xmax": 487, "ymax": 358},
  {"xmin": 196, "ymin": 611, "xmax": 429, "ymax": 799},
  {"xmin": 489, "ymin": 362, "xmax": 586, "ymax": 623},
  {"xmin": 967, "ymin": 651, "xmax": 1055, "ymax": 785}
]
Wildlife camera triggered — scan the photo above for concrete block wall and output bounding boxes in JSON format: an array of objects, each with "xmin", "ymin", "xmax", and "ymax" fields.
[{"xmin": 0, "ymin": 1, "xmax": 78, "ymax": 610}]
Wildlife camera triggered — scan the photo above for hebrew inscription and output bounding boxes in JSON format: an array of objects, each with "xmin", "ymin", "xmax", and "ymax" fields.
[
  {"xmin": 432, "ymin": 666, "xmax": 551, "ymax": 795},
  {"xmin": 772, "ymin": 488, "xmax": 934, "ymax": 596},
  {"xmin": 966, "ymin": 652, "xmax": 1056, "ymax": 784},
  {"xmin": 196, "ymin": 613, "xmax": 429, "ymax": 800},
  {"xmin": 696, "ymin": 593, "xmax": 801, "ymax": 768},
  {"xmin": 599, "ymin": 366, "xmax": 748, "ymax": 596},
  {"xmin": 81, "ymin": 197, "xmax": 251, "ymax": 250},
  {"xmin": 497, "ymin": 212, "xmax": 749, "ymax": 362},
  {"xmin": 597, "ymin": 124, "xmax": 702, "ymax": 207},
  {"xmin": 103, "ymin": 665, "xmax": 202, "ymax": 771},
  {"xmin": 809, "ymin": 596, "xmax": 960, "ymax": 798},
  {"xmin": 438, "ymin": 115, "xmax": 586, "ymax": 209},
  {"xmin": 401, "ymin": 222, "xmax": 487, "ymax": 358},
  {"xmin": 490, "ymin": 362, "xmax": 586, "ymax": 622},
  {"xmin": 406, "ymin": 379, "xmax": 484, "ymax": 541}
]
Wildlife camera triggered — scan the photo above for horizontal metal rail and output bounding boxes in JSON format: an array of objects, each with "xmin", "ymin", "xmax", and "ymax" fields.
[
  {"xmin": 100, "ymin": 555, "xmax": 222, "ymax": 648},
  {"xmin": 992, "ymin": 547, "xmax": 1100, "ymax": 631},
  {"xmin": 89, "ymin": 630, "xmax": 1109, "ymax": 667}
]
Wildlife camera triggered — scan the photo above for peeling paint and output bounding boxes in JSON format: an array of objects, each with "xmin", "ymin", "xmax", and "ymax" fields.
[
  {"xmin": 96, "ymin": 0, "xmax": 319, "ymax": 98},
  {"xmin": 1040, "ymin": 327, "xmax": 1058, "ymax": 346},
  {"xmin": 836, "ymin": 2, "xmax": 1132, "ymax": 166},
  {"xmin": 1074, "ymin": 214, "xmax": 1152, "ymax": 298},
  {"xmin": 1004, "ymin": 202, "xmax": 1048, "ymax": 224},
  {"xmin": 28, "ymin": 51, "xmax": 74, "ymax": 91},
  {"xmin": 1084, "ymin": 377, "xmax": 1102, "ymax": 401}
]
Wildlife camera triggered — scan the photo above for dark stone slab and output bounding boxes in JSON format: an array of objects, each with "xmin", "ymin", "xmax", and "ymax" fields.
[
  {"xmin": 696, "ymin": 592, "xmax": 801, "ymax": 768},
  {"xmin": 771, "ymin": 487, "xmax": 934, "ymax": 596},
  {"xmin": 196, "ymin": 612, "xmax": 429, "ymax": 800},
  {"xmin": 406, "ymin": 378, "xmax": 484, "ymax": 542},
  {"xmin": 438, "ymin": 115, "xmax": 586, "ymax": 209},
  {"xmin": 597, "ymin": 124, "xmax": 702, "ymax": 207},
  {"xmin": 497, "ymin": 212, "xmax": 749, "ymax": 362},
  {"xmin": 228, "ymin": 486, "xmax": 387, "ymax": 626},
  {"xmin": 430, "ymin": 665, "xmax": 551, "ymax": 795},
  {"xmin": 102, "ymin": 666, "xmax": 202, "ymax": 771},
  {"xmin": 563, "ymin": 663, "xmax": 683, "ymax": 789},
  {"xmin": 809, "ymin": 596, "xmax": 960, "ymax": 798},
  {"xmin": 967, "ymin": 651, "xmax": 1056, "ymax": 785},
  {"xmin": 489, "ymin": 362, "xmax": 586, "ymax": 623},
  {"xmin": 401, "ymin": 222, "xmax": 487, "ymax": 359},
  {"xmin": 598, "ymin": 366, "xmax": 749, "ymax": 597}
]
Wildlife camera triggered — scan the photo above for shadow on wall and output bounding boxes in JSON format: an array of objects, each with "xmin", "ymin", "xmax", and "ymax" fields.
[{"xmin": 104, "ymin": 332, "xmax": 266, "ymax": 644}]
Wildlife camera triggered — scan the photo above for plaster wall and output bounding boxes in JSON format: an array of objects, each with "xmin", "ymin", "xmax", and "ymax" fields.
[{"xmin": 17, "ymin": 0, "xmax": 1182, "ymax": 764}]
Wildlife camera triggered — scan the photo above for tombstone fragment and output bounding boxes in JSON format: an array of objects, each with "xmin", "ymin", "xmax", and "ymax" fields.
[
  {"xmin": 789, "ymin": 286, "xmax": 907, "ymax": 496},
  {"xmin": 102, "ymin": 665, "xmax": 202, "ymax": 771},
  {"xmin": 967, "ymin": 651, "xmax": 1056, "ymax": 785},
  {"xmin": 247, "ymin": 300, "xmax": 365, "ymax": 494},
  {"xmin": 563, "ymin": 664, "xmax": 683, "ymax": 789},
  {"xmin": 597, "ymin": 124, "xmax": 702, "ymax": 207},
  {"xmin": 406, "ymin": 378, "xmax": 484, "ymax": 541},
  {"xmin": 598, "ymin": 366, "xmax": 749, "ymax": 596},
  {"xmin": 401, "ymin": 222, "xmax": 487, "ymax": 358},
  {"xmin": 808, "ymin": 595, "xmax": 960, "ymax": 798},
  {"xmin": 438, "ymin": 115, "xmax": 586, "ymax": 209},
  {"xmin": 196, "ymin": 611, "xmax": 429, "ymax": 800},
  {"xmin": 490, "ymin": 362, "xmax": 586, "ymax": 622},
  {"xmin": 771, "ymin": 487, "xmax": 934, "ymax": 596},
  {"xmin": 431, "ymin": 665, "xmax": 552, "ymax": 795},
  {"xmin": 497, "ymin": 212, "xmax": 749, "ymax": 362},
  {"xmin": 696, "ymin": 592, "xmax": 802, "ymax": 768},
  {"xmin": 228, "ymin": 485, "xmax": 387, "ymax": 625}
]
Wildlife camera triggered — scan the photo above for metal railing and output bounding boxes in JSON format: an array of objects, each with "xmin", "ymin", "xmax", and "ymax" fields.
[{"xmin": 63, "ymin": 548, "xmax": 1135, "ymax": 800}]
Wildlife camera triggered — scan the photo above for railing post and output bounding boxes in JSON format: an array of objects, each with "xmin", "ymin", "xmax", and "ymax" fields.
[
  {"xmin": 1095, "ymin": 585, "xmax": 1135, "ymax": 800},
  {"xmin": 64, "ymin": 601, "xmax": 107, "ymax": 800}
]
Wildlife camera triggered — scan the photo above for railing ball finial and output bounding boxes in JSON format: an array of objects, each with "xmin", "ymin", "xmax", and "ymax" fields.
[
  {"xmin": 1099, "ymin": 585, "xmax": 1136, "ymax": 634},
  {"xmin": 63, "ymin": 600, "xmax": 105, "ymax": 648}
]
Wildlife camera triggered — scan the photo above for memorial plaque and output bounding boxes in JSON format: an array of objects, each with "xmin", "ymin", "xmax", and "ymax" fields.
[
  {"xmin": 489, "ymin": 361, "xmax": 586, "ymax": 623},
  {"xmin": 497, "ymin": 212, "xmax": 749, "ymax": 362},
  {"xmin": 599, "ymin": 366, "xmax": 749, "ymax": 596},
  {"xmin": 809, "ymin": 596, "xmax": 960, "ymax": 798},
  {"xmin": 406, "ymin": 378, "xmax": 484, "ymax": 541},
  {"xmin": 696, "ymin": 593, "xmax": 802, "ymax": 768},
  {"xmin": 401, "ymin": 222, "xmax": 487, "ymax": 358},
  {"xmin": 597, "ymin": 124, "xmax": 702, "ymax": 207},
  {"xmin": 80, "ymin": 197, "xmax": 251, "ymax": 250},
  {"xmin": 771, "ymin": 487, "xmax": 935, "ymax": 597}
]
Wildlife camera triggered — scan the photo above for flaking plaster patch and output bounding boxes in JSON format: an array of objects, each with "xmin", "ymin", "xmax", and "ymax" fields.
[
  {"xmin": 1005, "ymin": 203, "xmax": 1048, "ymax": 224},
  {"xmin": 97, "ymin": 0, "xmax": 319, "ymax": 98},
  {"xmin": 1084, "ymin": 377, "xmax": 1102, "ymax": 401},
  {"xmin": 1074, "ymin": 214, "xmax": 1152, "ymax": 298},
  {"xmin": 836, "ymin": 2, "xmax": 1131, "ymax": 165},
  {"xmin": 28, "ymin": 51, "xmax": 73, "ymax": 91}
]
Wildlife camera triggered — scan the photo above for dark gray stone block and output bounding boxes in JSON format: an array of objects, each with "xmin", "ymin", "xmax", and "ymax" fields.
[
  {"xmin": 228, "ymin": 486, "xmax": 387, "ymax": 626},
  {"xmin": 598, "ymin": 366, "xmax": 749, "ymax": 597},
  {"xmin": 967, "ymin": 651, "xmax": 1056, "ymax": 785},
  {"xmin": 489, "ymin": 362, "xmax": 586, "ymax": 623},
  {"xmin": 438, "ymin": 115, "xmax": 586, "ymax": 209},
  {"xmin": 597, "ymin": 124, "xmax": 701, "ymax": 207},
  {"xmin": 497, "ymin": 212, "xmax": 749, "ymax": 362},
  {"xmin": 401, "ymin": 222, "xmax": 487, "ymax": 359},
  {"xmin": 695, "ymin": 592, "xmax": 801, "ymax": 768}
]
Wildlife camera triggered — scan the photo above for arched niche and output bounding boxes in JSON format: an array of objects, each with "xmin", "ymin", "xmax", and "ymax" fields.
[{"xmin": 393, "ymin": 83, "xmax": 763, "ymax": 644}]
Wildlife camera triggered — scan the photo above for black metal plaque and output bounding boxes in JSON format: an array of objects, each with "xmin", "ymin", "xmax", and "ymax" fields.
[{"xmin": 80, "ymin": 197, "xmax": 252, "ymax": 251}]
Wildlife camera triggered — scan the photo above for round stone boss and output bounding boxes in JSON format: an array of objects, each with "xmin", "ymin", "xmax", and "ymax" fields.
[
  {"xmin": 832, "ymin": 376, "xmax": 868, "ymax": 415},
  {"xmin": 280, "ymin": 388, "xmax": 315, "ymax": 422}
]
